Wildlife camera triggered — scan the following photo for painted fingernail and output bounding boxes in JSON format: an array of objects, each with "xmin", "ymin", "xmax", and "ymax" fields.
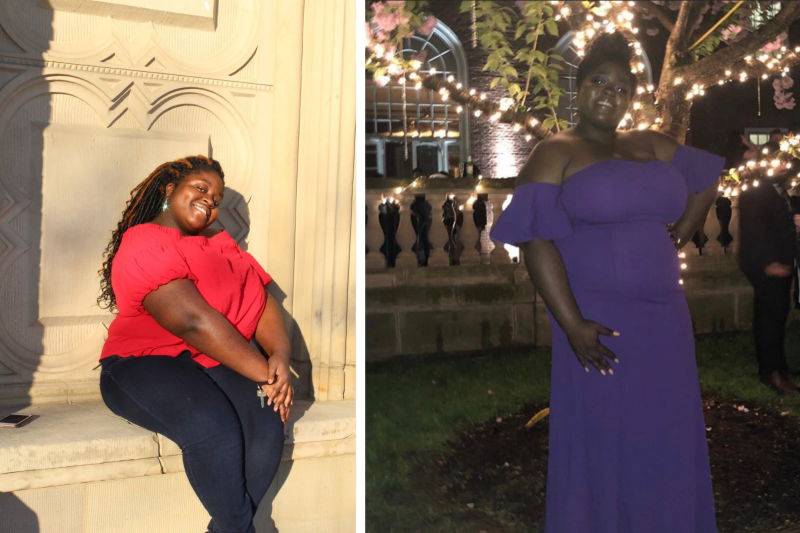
[
  {"xmin": 614, "ymin": 358, "xmax": 620, "ymax": 363},
  {"xmin": 584, "ymin": 366, "xmax": 589, "ymax": 372},
  {"xmin": 608, "ymin": 369, "xmax": 614, "ymax": 376},
  {"xmin": 612, "ymin": 331, "xmax": 620, "ymax": 337},
  {"xmin": 600, "ymin": 370, "xmax": 606, "ymax": 376}
]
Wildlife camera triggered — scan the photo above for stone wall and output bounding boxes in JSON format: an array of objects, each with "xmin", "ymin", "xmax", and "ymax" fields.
[
  {"xmin": 428, "ymin": 1, "xmax": 553, "ymax": 179},
  {"xmin": 366, "ymin": 255, "xmax": 765, "ymax": 361}
]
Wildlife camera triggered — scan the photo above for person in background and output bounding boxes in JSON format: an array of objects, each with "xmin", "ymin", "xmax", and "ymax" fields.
[
  {"xmin": 742, "ymin": 133, "xmax": 759, "ymax": 162},
  {"xmin": 722, "ymin": 129, "xmax": 747, "ymax": 169},
  {"xmin": 770, "ymin": 128, "xmax": 785, "ymax": 144},
  {"xmin": 738, "ymin": 142, "xmax": 798, "ymax": 394}
]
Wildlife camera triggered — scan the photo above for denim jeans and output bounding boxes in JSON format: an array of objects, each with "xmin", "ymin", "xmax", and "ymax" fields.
[{"xmin": 100, "ymin": 352, "xmax": 285, "ymax": 533}]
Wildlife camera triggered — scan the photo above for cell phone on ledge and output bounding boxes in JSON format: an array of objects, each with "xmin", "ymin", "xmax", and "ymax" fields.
[{"xmin": 0, "ymin": 413, "xmax": 33, "ymax": 428}]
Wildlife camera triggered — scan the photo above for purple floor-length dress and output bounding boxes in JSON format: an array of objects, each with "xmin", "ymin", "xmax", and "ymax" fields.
[{"xmin": 491, "ymin": 145, "xmax": 724, "ymax": 533}]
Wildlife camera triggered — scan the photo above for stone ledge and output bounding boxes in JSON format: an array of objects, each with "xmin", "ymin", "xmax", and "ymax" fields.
[{"xmin": 0, "ymin": 399, "xmax": 354, "ymax": 492}]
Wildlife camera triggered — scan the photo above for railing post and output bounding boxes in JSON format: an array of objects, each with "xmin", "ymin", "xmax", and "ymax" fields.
[
  {"xmin": 427, "ymin": 193, "xmax": 450, "ymax": 266},
  {"xmin": 394, "ymin": 194, "xmax": 419, "ymax": 267},
  {"xmin": 489, "ymin": 191, "xmax": 514, "ymax": 264},
  {"xmin": 365, "ymin": 193, "xmax": 386, "ymax": 269},
  {"xmin": 460, "ymin": 197, "xmax": 481, "ymax": 264}
]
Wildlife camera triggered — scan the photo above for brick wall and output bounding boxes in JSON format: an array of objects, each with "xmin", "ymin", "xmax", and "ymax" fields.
[{"xmin": 431, "ymin": 1, "xmax": 536, "ymax": 179}]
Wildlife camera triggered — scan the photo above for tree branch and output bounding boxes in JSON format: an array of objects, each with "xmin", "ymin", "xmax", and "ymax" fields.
[
  {"xmin": 636, "ymin": 1, "xmax": 674, "ymax": 32},
  {"xmin": 671, "ymin": 1, "xmax": 705, "ymax": 49},
  {"xmin": 681, "ymin": 1, "xmax": 800, "ymax": 85},
  {"xmin": 685, "ymin": 0, "xmax": 709, "ymax": 38}
]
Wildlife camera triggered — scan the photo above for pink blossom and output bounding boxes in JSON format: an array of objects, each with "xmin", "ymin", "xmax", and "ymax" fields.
[
  {"xmin": 419, "ymin": 15, "xmax": 437, "ymax": 36},
  {"xmin": 375, "ymin": 11, "xmax": 400, "ymax": 32},
  {"xmin": 773, "ymin": 76, "xmax": 796, "ymax": 110},
  {"xmin": 385, "ymin": 0, "xmax": 405, "ymax": 4},
  {"xmin": 371, "ymin": 2, "xmax": 383, "ymax": 15},
  {"xmin": 760, "ymin": 32, "xmax": 787, "ymax": 54},
  {"xmin": 375, "ymin": 30, "xmax": 390, "ymax": 42},
  {"xmin": 720, "ymin": 24, "xmax": 743, "ymax": 44},
  {"xmin": 413, "ymin": 50, "xmax": 428, "ymax": 62}
]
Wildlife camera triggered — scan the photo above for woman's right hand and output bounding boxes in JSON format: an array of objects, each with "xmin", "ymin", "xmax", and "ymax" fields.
[{"xmin": 565, "ymin": 320, "xmax": 620, "ymax": 375}]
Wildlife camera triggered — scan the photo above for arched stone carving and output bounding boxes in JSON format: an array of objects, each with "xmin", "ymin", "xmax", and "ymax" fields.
[{"xmin": 0, "ymin": 0, "xmax": 261, "ymax": 79}]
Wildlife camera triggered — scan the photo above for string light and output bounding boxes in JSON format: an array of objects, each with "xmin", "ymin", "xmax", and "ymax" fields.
[{"xmin": 365, "ymin": 0, "xmax": 800, "ymax": 149}]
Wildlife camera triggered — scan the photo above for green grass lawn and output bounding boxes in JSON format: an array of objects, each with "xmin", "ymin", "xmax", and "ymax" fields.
[{"xmin": 366, "ymin": 328, "xmax": 800, "ymax": 532}]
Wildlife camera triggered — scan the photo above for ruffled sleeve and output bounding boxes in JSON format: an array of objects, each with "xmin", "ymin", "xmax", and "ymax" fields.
[
  {"xmin": 241, "ymin": 251, "xmax": 272, "ymax": 286},
  {"xmin": 671, "ymin": 145, "xmax": 725, "ymax": 194},
  {"xmin": 115, "ymin": 245, "xmax": 199, "ymax": 315},
  {"xmin": 490, "ymin": 182, "xmax": 574, "ymax": 245}
]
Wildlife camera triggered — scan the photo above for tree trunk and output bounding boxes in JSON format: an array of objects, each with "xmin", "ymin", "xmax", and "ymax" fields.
[{"xmin": 657, "ymin": 87, "xmax": 692, "ymax": 143}]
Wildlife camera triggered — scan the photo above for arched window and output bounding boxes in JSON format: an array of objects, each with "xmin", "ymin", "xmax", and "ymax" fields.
[
  {"xmin": 553, "ymin": 31, "xmax": 654, "ymax": 126},
  {"xmin": 366, "ymin": 21, "xmax": 469, "ymax": 178}
]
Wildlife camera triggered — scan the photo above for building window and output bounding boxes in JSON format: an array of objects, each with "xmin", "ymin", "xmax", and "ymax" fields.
[
  {"xmin": 745, "ymin": 128, "xmax": 785, "ymax": 147},
  {"xmin": 553, "ymin": 31, "xmax": 654, "ymax": 127},
  {"xmin": 750, "ymin": 3, "xmax": 781, "ymax": 30},
  {"xmin": 366, "ymin": 21, "xmax": 469, "ymax": 178}
]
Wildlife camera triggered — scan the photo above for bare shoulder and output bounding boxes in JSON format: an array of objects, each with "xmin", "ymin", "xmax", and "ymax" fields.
[
  {"xmin": 516, "ymin": 133, "xmax": 573, "ymax": 186},
  {"xmin": 629, "ymin": 129, "xmax": 680, "ymax": 162}
]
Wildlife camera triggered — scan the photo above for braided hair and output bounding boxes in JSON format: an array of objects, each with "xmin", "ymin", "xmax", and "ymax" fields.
[
  {"xmin": 576, "ymin": 32, "xmax": 636, "ymax": 93},
  {"xmin": 98, "ymin": 155, "xmax": 225, "ymax": 312}
]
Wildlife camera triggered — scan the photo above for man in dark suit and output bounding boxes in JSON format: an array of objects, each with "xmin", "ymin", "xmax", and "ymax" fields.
[{"xmin": 738, "ymin": 142, "xmax": 798, "ymax": 394}]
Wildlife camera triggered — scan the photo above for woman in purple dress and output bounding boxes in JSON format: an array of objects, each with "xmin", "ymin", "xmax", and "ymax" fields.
[{"xmin": 491, "ymin": 34, "xmax": 724, "ymax": 533}]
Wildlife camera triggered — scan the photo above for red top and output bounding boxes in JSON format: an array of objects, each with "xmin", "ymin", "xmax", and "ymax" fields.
[{"xmin": 100, "ymin": 224, "xmax": 272, "ymax": 368}]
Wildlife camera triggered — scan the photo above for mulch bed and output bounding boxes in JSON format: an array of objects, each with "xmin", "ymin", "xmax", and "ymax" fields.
[{"xmin": 427, "ymin": 397, "xmax": 800, "ymax": 533}]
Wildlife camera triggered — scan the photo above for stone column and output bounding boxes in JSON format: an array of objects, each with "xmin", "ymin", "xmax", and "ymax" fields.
[
  {"xmin": 394, "ymin": 194, "xmax": 419, "ymax": 267},
  {"xmin": 490, "ymin": 191, "xmax": 514, "ymax": 264},
  {"xmin": 460, "ymin": 197, "xmax": 481, "ymax": 264},
  {"xmin": 365, "ymin": 192, "xmax": 386, "ymax": 269},
  {"xmin": 345, "ymin": 177, "xmax": 356, "ymax": 400},
  {"xmin": 427, "ymin": 193, "xmax": 450, "ymax": 266},
  {"xmin": 292, "ymin": 0, "xmax": 353, "ymax": 401}
]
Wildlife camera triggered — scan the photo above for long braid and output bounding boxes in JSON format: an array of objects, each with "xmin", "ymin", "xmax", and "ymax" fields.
[{"xmin": 98, "ymin": 155, "xmax": 225, "ymax": 312}]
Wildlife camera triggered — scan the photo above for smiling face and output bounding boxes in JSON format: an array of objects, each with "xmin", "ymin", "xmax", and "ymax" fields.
[
  {"xmin": 575, "ymin": 61, "xmax": 634, "ymax": 131},
  {"xmin": 163, "ymin": 170, "xmax": 224, "ymax": 234}
]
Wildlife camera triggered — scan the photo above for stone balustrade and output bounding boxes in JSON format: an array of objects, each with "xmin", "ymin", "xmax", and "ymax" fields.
[{"xmin": 366, "ymin": 178, "xmax": 740, "ymax": 271}]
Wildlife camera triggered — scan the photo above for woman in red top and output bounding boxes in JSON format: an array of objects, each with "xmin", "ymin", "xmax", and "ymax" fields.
[{"xmin": 97, "ymin": 156, "xmax": 292, "ymax": 533}]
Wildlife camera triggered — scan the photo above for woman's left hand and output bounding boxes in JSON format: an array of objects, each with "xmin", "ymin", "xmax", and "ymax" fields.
[{"xmin": 265, "ymin": 353, "xmax": 294, "ymax": 423}]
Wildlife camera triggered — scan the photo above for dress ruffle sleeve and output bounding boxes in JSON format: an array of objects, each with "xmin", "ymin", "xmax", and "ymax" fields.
[
  {"xmin": 241, "ymin": 251, "xmax": 273, "ymax": 286},
  {"xmin": 115, "ymin": 245, "xmax": 199, "ymax": 315},
  {"xmin": 671, "ymin": 145, "xmax": 725, "ymax": 194},
  {"xmin": 490, "ymin": 182, "xmax": 574, "ymax": 245}
]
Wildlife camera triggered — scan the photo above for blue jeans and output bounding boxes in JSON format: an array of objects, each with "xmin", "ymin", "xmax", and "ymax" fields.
[{"xmin": 100, "ymin": 352, "xmax": 285, "ymax": 533}]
